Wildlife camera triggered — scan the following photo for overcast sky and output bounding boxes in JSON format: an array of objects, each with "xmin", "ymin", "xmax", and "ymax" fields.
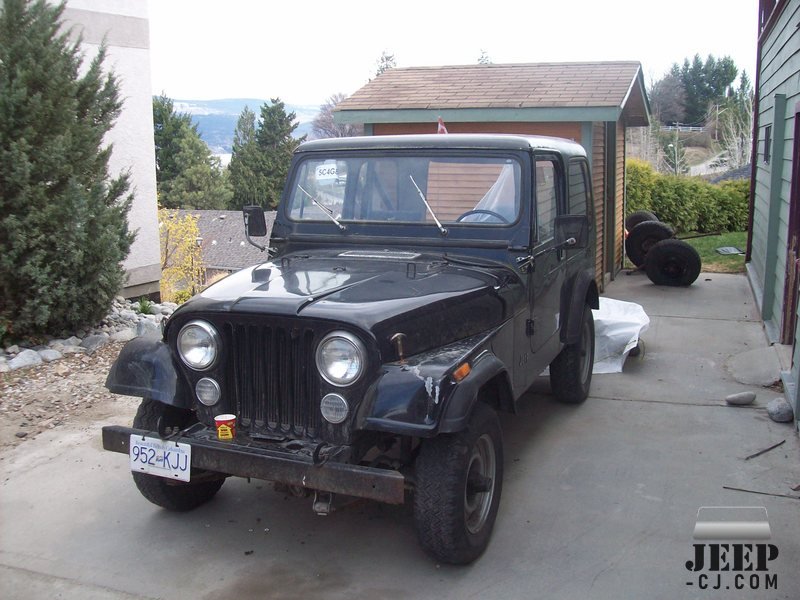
[{"xmin": 148, "ymin": 0, "xmax": 759, "ymax": 106}]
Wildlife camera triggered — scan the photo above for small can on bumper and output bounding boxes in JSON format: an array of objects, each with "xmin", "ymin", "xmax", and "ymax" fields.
[{"xmin": 102, "ymin": 425, "xmax": 405, "ymax": 504}]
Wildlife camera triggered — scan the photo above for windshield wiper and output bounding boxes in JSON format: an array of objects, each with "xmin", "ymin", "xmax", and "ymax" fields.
[
  {"xmin": 297, "ymin": 185, "xmax": 345, "ymax": 231},
  {"xmin": 409, "ymin": 175, "xmax": 447, "ymax": 236}
]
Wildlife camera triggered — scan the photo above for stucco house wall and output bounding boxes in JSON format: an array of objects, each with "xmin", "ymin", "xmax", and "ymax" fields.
[{"xmin": 62, "ymin": 0, "xmax": 160, "ymax": 297}]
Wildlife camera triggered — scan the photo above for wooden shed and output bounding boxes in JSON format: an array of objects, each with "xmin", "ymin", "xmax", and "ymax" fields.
[{"xmin": 334, "ymin": 61, "xmax": 650, "ymax": 290}]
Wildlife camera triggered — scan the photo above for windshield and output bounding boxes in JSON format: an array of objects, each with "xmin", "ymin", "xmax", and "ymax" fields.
[{"xmin": 286, "ymin": 154, "xmax": 522, "ymax": 226}]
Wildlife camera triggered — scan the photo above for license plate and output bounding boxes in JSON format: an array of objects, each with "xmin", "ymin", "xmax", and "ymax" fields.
[{"xmin": 129, "ymin": 435, "xmax": 192, "ymax": 482}]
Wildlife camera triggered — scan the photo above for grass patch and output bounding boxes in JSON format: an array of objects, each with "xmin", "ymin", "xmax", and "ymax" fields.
[{"xmin": 679, "ymin": 231, "xmax": 747, "ymax": 273}]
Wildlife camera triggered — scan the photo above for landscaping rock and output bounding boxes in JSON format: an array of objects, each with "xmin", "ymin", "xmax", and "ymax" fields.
[
  {"xmin": 38, "ymin": 349, "xmax": 63, "ymax": 363},
  {"xmin": 6, "ymin": 345, "xmax": 20, "ymax": 355},
  {"xmin": 64, "ymin": 336, "xmax": 82, "ymax": 347},
  {"xmin": 80, "ymin": 333, "xmax": 110, "ymax": 353},
  {"xmin": 136, "ymin": 319, "xmax": 159, "ymax": 337},
  {"xmin": 766, "ymin": 398, "xmax": 794, "ymax": 423},
  {"xmin": 725, "ymin": 391, "xmax": 756, "ymax": 406},
  {"xmin": 110, "ymin": 328, "xmax": 136, "ymax": 343},
  {"xmin": 61, "ymin": 345, "xmax": 86, "ymax": 355},
  {"xmin": 9, "ymin": 349, "xmax": 43, "ymax": 370}
]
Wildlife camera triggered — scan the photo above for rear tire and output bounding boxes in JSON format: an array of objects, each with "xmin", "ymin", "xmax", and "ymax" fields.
[
  {"xmin": 413, "ymin": 403, "xmax": 503, "ymax": 564},
  {"xmin": 625, "ymin": 210, "xmax": 658, "ymax": 231},
  {"xmin": 550, "ymin": 303, "xmax": 595, "ymax": 404},
  {"xmin": 625, "ymin": 220, "xmax": 674, "ymax": 267},
  {"xmin": 644, "ymin": 239, "xmax": 702, "ymax": 287},
  {"xmin": 132, "ymin": 398, "xmax": 225, "ymax": 511}
]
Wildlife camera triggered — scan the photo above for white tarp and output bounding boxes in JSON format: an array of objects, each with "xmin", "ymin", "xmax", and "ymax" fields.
[{"xmin": 592, "ymin": 297, "xmax": 650, "ymax": 374}]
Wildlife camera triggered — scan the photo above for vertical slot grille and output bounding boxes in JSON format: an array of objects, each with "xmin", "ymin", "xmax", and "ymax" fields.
[{"xmin": 226, "ymin": 322, "xmax": 319, "ymax": 439}]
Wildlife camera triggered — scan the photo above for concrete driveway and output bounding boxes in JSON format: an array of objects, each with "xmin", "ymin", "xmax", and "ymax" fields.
[{"xmin": 1, "ymin": 272, "xmax": 798, "ymax": 599}]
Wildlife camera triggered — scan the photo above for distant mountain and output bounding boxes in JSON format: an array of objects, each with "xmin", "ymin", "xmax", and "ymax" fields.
[{"xmin": 173, "ymin": 99, "xmax": 320, "ymax": 156}]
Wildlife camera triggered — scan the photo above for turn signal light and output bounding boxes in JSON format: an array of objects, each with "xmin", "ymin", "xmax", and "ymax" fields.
[{"xmin": 452, "ymin": 363, "xmax": 471, "ymax": 382}]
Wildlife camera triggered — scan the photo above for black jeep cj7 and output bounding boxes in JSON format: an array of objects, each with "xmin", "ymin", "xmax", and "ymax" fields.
[{"xmin": 103, "ymin": 134, "xmax": 598, "ymax": 564}]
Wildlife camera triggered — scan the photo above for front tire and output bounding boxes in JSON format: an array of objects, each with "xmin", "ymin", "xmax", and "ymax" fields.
[
  {"xmin": 550, "ymin": 303, "xmax": 595, "ymax": 403},
  {"xmin": 132, "ymin": 398, "xmax": 225, "ymax": 511},
  {"xmin": 413, "ymin": 403, "xmax": 503, "ymax": 564}
]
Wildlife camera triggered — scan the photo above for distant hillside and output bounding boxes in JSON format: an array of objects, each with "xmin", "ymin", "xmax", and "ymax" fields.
[{"xmin": 172, "ymin": 99, "xmax": 319, "ymax": 155}]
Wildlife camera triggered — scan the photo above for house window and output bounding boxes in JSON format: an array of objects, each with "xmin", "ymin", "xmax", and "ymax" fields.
[{"xmin": 764, "ymin": 125, "xmax": 772, "ymax": 164}]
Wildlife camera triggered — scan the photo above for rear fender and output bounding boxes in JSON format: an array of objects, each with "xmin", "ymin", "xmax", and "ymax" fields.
[{"xmin": 104, "ymin": 333, "xmax": 191, "ymax": 408}]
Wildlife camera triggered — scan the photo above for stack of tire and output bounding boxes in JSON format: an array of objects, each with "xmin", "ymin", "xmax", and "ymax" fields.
[{"xmin": 625, "ymin": 211, "xmax": 702, "ymax": 287}]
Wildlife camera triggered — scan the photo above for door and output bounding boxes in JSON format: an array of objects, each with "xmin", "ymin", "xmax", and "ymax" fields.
[{"xmin": 529, "ymin": 156, "xmax": 565, "ymax": 359}]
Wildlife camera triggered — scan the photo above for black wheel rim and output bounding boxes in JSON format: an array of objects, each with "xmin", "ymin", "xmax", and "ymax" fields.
[
  {"xmin": 464, "ymin": 434, "xmax": 496, "ymax": 534},
  {"xmin": 662, "ymin": 258, "xmax": 685, "ymax": 279},
  {"xmin": 578, "ymin": 314, "xmax": 593, "ymax": 385}
]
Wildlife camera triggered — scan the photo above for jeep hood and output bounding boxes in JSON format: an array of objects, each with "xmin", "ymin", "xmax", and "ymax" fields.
[{"xmin": 179, "ymin": 250, "xmax": 523, "ymax": 359}]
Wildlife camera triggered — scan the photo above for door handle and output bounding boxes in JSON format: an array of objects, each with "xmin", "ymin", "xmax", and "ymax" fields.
[{"xmin": 516, "ymin": 255, "xmax": 534, "ymax": 272}]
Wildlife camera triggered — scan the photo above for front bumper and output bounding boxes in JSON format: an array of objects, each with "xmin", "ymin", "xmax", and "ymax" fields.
[{"xmin": 102, "ymin": 425, "xmax": 406, "ymax": 504}]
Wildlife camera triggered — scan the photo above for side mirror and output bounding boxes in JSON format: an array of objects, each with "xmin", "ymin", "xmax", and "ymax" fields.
[
  {"xmin": 243, "ymin": 206, "xmax": 268, "ymax": 252},
  {"xmin": 555, "ymin": 214, "xmax": 589, "ymax": 250},
  {"xmin": 243, "ymin": 206, "xmax": 267, "ymax": 237}
]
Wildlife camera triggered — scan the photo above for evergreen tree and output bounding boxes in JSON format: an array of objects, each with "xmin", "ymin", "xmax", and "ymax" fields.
[
  {"xmin": 0, "ymin": 0, "xmax": 134, "ymax": 341},
  {"xmin": 153, "ymin": 94, "xmax": 196, "ymax": 189},
  {"xmin": 679, "ymin": 54, "xmax": 738, "ymax": 125},
  {"xmin": 375, "ymin": 50, "xmax": 396, "ymax": 76},
  {"xmin": 228, "ymin": 106, "xmax": 268, "ymax": 208},
  {"xmin": 163, "ymin": 132, "xmax": 232, "ymax": 210},
  {"xmin": 254, "ymin": 98, "xmax": 304, "ymax": 209},
  {"xmin": 153, "ymin": 94, "xmax": 230, "ymax": 209}
]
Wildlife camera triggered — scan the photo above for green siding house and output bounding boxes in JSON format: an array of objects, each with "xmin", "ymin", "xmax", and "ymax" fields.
[{"xmin": 747, "ymin": 0, "xmax": 800, "ymax": 429}]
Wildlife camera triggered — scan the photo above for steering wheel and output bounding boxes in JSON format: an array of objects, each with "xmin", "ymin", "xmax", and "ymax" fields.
[{"xmin": 456, "ymin": 209, "xmax": 509, "ymax": 224}]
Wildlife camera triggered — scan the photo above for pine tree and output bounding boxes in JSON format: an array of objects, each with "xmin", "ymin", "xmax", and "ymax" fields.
[
  {"xmin": 228, "ymin": 106, "xmax": 268, "ymax": 208},
  {"xmin": 153, "ymin": 94, "xmax": 197, "ymax": 189},
  {"xmin": 254, "ymin": 98, "xmax": 304, "ymax": 209},
  {"xmin": 153, "ymin": 94, "xmax": 231, "ymax": 210},
  {"xmin": 163, "ymin": 133, "xmax": 232, "ymax": 210},
  {"xmin": 0, "ymin": 0, "xmax": 134, "ymax": 342}
]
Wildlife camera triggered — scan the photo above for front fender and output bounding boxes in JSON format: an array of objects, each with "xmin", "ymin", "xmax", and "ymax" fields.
[
  {"xmin": 357, "ymin": 328, "xmax": 508, "ymax": 437},
  {"xmin": 105, "ymin": 333, "xmax": 191, "ymax": 408}
]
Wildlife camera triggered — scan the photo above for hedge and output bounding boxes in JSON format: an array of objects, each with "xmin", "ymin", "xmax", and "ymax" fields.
[{"xmin": 626, "ymin": 159, "xmax": 749, "ymax": 234}]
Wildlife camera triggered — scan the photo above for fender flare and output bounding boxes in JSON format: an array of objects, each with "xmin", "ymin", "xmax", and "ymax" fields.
[
  {"xmin": 560, "ymin": 268, "xmax": 599, "ymax": 345},
  {"xmin": 438, "ymin": 352, "xmax": 512, "ymax": 433},
  {"xmin": 104, "ymin": 333, "xmax": 191, "ymax": 408}
]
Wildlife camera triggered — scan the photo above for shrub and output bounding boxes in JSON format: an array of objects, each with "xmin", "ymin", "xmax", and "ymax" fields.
[
  {"xmin": 650, "ymin": 175, "xmax": 699, "ymax": 233},
  {"xmin": 717, "ymin": 179, "xmax": 750, "ymax": 231},
  {"xmin": 625, "ymin": 160, "xmax": 749, "ymax": 235},
  {"xmin": 0, "ymin": 1, "xmax": 134, "ymax": 342},
  {"xmin": 625, "ymin": 159, "xmax": 656, "ymax": 214}
]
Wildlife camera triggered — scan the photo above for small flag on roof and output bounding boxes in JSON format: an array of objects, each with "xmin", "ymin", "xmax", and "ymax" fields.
[{"xmin": 437, "ymin": 116, "xmax": 448, "ymax": 134}]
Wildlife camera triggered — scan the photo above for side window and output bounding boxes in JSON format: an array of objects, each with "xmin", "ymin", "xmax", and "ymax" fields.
[
  {"xmin": 535, "ymin": 160, "xmax": 558, "ymax": 242},
  {"xmin": 568, "ymin": 159, "xmax": 590, "ymax": 215}
]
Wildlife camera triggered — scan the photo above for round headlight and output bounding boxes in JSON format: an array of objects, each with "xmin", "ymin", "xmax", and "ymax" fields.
[
  {"xmin": 177, "ymin": 320, "xmax": 220, "ymax": 370},
  {"xmin": 316, "ymin": 331, "xmax": 366, "ymax": 386}
]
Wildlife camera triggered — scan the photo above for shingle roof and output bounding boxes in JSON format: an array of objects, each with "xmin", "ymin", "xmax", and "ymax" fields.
[
  {"xmin": 335, "ymin": 61, "xmax": 649, "ymax": 126},
  {"xmin": 176, "ymin": 210, "xmax": 275, "ymax": 271}
]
